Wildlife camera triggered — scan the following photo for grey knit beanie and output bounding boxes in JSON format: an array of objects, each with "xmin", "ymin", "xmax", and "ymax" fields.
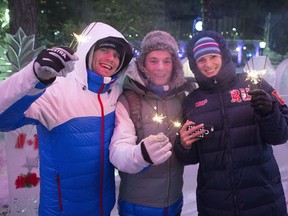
[{"xmin": 136, "ymin": 30, "xmax": 186, "ymax": 89}]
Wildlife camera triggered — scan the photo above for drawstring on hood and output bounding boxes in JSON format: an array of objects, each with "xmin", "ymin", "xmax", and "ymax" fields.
[{"xmin": 136, "ymin": 30, "xmax": 186, "ymax": 90}]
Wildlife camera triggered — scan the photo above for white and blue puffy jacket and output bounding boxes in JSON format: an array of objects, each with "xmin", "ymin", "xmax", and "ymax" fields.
[{"xmin": 0, "ymin": 22, "xmax": 132, "ymax": 216}]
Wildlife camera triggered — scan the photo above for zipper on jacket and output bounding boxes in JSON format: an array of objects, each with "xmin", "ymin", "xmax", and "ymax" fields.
[
  {"xmin": 56, "ymin": 173, "xmax": 63, "ymax": 212},
  {"xmin": 97, "ymin": 84, "xmax": 105, "ymax": 216},
  {"xmin": 214, "ymin": 78, "xmax": 240, "ymax": 215},
  {"xmin": 164, "ymin": 207, "xmax": 168, "ymax": 216}
]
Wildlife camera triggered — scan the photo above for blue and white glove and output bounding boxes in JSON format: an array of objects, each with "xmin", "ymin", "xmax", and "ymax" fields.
[
  {"xmin": 141, "ymin": 133, "xmax": 172, "ymax": 165},
  {"xmin": 33, "ymin": 46, "xmax": 78, "ymax": 83}
]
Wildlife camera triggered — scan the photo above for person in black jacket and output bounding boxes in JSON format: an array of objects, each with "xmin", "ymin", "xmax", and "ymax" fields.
[{"xmin": 174, "ymin": 31, "xmax": 288, "ymax": 216}]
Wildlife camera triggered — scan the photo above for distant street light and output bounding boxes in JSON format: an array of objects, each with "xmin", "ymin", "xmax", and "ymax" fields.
[
  {"xmin": 259, "ymin": 41, "xmax": 266, "ymax": 55},
  {"xmin": 195, "ymin": 20, "xmax": 203, "ymax": 31},
  {"xmin": 259, "ymin": 41, "xmax": 266, "ymax": 49}
]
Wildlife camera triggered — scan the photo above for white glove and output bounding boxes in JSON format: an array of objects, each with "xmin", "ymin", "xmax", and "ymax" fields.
[
  {"xmin": 141, "ymin": 133, "xmax": 172, "ymax": 165},
  {"xmin": 33, "ymin": 46, "xmax": 78, "ymax": 82}
]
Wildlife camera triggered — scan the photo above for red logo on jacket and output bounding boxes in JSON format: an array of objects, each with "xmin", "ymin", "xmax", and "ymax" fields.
[
  {"xmin": 195, "ymin": 99, "xmax": 208, "ymax": 107},
  {"xmin": 229, "ymin": 88, "xmax": 251, "ymax": 102},
  {"xmin": 272, "ymin": 90, "xmax": 285, "ymax": 105}
]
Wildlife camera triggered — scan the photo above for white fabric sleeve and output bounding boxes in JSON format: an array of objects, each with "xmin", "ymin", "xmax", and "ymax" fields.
[
  {"xmin": 109, "ymin": 101, "xmax": 149, "ymax": 174},
  {"xmin": 0, "ymin": 61, "xmax": 46, "ymax": 114}
]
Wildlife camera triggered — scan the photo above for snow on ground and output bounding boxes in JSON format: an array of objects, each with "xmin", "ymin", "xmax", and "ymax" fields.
[
  {"xmin": 0, "ymin": 138, "xmax": 9, "ymax": 216},
  {"xmin": 111, "ymin": 165, "xmax": 198, "ymax": 216}
]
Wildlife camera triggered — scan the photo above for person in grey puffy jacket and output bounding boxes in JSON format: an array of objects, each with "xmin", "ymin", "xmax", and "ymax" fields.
[
  {"xmin": 175, "ymin": 30, "xmax": 288, "ymax": 216},
  {"xmin": 0, "ymin": 22, "xmax": 133, "ymax": 216},
  {"xmin": 110, "ymin": 30, "xmax": 195, "ymax": 216}
]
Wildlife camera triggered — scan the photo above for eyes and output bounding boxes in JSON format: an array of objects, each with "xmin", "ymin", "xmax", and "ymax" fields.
[
  {"xmin": 197, "ymin": 55, "xmax": 219, "ymax": 63},
  {"xmin": 148, "ymin": 58, "xmax": 172, "ymax": 65},
  {"xmin": 98, "ymin": 48, "xmax": 120, "ymax": 59}
]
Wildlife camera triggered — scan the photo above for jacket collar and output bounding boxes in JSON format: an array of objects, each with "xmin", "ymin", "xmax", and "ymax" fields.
[{"xmin": 87, "ymin": 68, "xmax": 117, "ymax": 93}]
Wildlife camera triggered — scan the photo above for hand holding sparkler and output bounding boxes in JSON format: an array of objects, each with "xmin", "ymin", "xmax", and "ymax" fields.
[
  {"xmin": 248, "ymin": 89, "xmax": 273, "ymax": 117},
  {"xmin": 140, "ymin": 133, "xmax": 172, "ymax": 165},
  {"xmin": 34, "ymin": 46, "xmax": 78, "ymax": 84}
]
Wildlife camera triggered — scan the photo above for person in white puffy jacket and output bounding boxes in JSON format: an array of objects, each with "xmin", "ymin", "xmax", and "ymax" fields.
[{"xmin": 0, "ymin": 22, "xmax": 133, "ymax": 216}]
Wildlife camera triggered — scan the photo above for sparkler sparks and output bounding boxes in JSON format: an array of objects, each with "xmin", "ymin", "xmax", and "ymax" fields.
[
  {"xmin": 245, "ymin": 56, "xmax": 268, "ymax": 89},
  {"xmin": 69, "ymin": 33, "xmax": 91, "ymax": 50},
  {"xmin": 73, "ymin": 33, "xmax": 91, "ymax": 43},
  {"xmin": 167, "ymin": 120, "xmax": 182, "ymax": 137},
  {"xmin": 246, "ymin": 69, "xmax": 266, "ymax": 85},
  {"xmin": 171, "ymin": 120, "xmax": 182, "ymax": 128},
  {"xmin": 151, "ymin": 107, "xmax": 182, "ymax": 137},
  {"xmin": 152, "ymin": 114, "xmax": 166, "ymax": 124}
]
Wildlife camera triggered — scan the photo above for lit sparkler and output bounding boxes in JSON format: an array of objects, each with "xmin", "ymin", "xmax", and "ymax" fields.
[
  {"xmin": 69, "ymin": 33, "xmax": 91, "ymax": 50},
  {"xmin": 168, "ymin": 120, "xmax": 182, "ymax": 136},
  {"xmin": 73, "ymin": 33, "xmax": 91, "ymax": 43},
  {"xmin": 170, "ymin": 120, "xmax": 182, "ymax": 128},
  {"xmin": 245, "ymin": 56, "xmax": 267, "ymax": 89},
  {"xmin": 151, "ymin": 106, "xmax": 182, "ymax": 137},
  {"xmin": 152, "ymin": 113, "xmax": 166, "ymax": 124},
  {"xmin": 246, "ymin": 69, "xmax": 266, "ymax": 85}
]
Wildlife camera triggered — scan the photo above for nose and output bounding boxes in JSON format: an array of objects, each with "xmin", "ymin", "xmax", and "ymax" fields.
[
  {"xmin": 157, "ymin": 61, "xmax": 165, "ymax": 70},
  {"xmin": 205, "ymin": 59, "xmax": 213, "ymax": 67},
  {"xmin": 105, "ymin": 52, "xmax": 114, "ymax": 60}
]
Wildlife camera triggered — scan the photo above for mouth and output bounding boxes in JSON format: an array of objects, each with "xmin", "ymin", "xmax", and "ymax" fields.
[
  {"xmin": 205, "ymin": 67, "xmax": 217, "ymax": 73},
  {"xmin": 100, "ymin": 63, "xmax": 113, "ymax": 70},
  {"xmin": 155, "ymin": 73, "xmax": 167, "ymax": 77}
]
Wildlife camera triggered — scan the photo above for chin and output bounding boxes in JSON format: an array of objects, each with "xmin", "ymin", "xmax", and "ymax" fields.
[{"xmin": 204, "ymin": 74, "xmax": 214, "ymax": 78}]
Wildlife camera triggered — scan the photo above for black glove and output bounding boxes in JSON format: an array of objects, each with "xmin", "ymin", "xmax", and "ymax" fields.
[
  {"xmin": 248, "ymin": 89, "xmax": 273, "ymax": 117},
  {"xmin": 33, "ymin": 46, "xmax": 78, "ymax": 83}
]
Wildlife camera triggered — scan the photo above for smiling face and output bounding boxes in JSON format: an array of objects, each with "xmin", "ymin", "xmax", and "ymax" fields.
[
  {"xmin": 91, "ymin": 48, "xmax": 121, "ymax": 77},
  {"xmin": 144, "ymin": 50, "xmax": 173, "ymax": 86},
  {"xmin": 196, "ymin": 54, "xmax": 222, "ymax": 77}
]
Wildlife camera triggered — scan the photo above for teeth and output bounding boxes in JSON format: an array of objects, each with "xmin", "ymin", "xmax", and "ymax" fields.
[
  {"xmin": 101, "ymin": 63, "xmax": 112, "ymax": 70},
  {"xmin": 206, "ymin": 69, "xmax": 215, "ymax": 72}
]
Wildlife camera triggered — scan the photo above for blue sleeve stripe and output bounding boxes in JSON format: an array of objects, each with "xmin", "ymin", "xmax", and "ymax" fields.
[
  {"xmin": 0, "ymin": 93, "xmax": 43, "ymax": 131},
  {"xmin": 35, "ymin": 82, "xmax": 48, "ymax": 89}
]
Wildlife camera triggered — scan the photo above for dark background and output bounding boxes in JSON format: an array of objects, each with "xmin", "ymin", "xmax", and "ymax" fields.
[{"xmin": 3, "ymin": 0, "xmax": 288, "ymax": 58}]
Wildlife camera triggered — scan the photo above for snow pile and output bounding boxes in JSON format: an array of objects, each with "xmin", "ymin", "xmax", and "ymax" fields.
[{"xmin": 0, "ymin": 139, "xmax": 9, "ymax": 215}]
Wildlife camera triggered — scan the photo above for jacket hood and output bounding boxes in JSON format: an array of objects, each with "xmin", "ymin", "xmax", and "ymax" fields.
[
  {"xmin": 136, "ymin": 30, "xmax": 186, "ymax": 90},
  {"xmin": 186, "ymin": 31, "xmax": 236, "ymax": 91},
  {"xmin": 72, "ymin": 22, "xmax": 133, "ymax": 87},
  {"xmin": 124, "ymin": 59, "xmax": 193, "ymax": 99}
]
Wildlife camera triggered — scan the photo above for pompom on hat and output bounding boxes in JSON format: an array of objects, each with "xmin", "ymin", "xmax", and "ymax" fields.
[{"xmin": 193, "ymin": 37, "xmax": 221, "ymax": 62}]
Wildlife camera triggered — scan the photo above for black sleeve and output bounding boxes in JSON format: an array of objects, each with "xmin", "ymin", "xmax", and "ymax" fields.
[
  {"xmin": 173, "ymin": 134, "xmax": 199, "ymax": 165},
  {"xmin": 256, "ymin": 79, "xmax": 288, "ymax": 145}
]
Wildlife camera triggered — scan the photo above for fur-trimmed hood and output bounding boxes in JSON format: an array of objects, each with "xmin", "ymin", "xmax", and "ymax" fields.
[{"xmin": 135, "ymin": 30, "xmax": 187, "ymax": 90}]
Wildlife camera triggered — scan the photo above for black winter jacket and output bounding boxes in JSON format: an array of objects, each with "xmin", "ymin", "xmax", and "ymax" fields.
[{"xmin": 175, "ymin": 31, "xmax": 288, "ymax": 216}]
